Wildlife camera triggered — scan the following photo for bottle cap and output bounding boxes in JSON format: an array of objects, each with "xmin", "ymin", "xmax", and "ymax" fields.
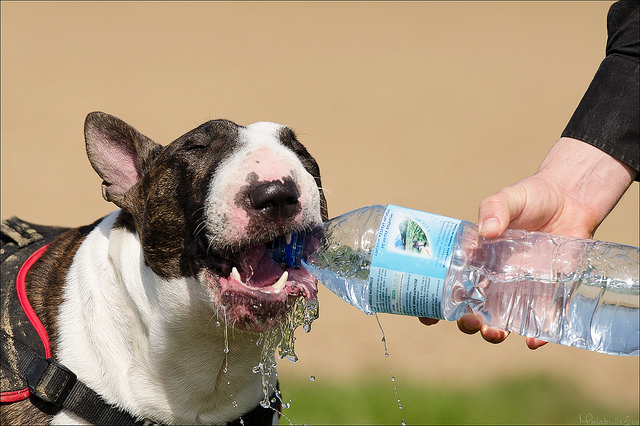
[{"xmin": 271, "ymin": 233, "xmax": 304, "ymax": 267}]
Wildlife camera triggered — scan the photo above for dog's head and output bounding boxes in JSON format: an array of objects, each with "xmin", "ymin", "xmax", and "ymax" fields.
[{"xmin": 84, "ymin": 112, "xmax": 327, "ymax": 333}]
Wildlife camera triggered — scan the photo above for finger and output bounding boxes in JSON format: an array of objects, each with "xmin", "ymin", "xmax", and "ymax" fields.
[
  {"xmin": 480, "ymin": 324, "xmax": 510, "ymax": 344},
  {"xmin": 526, "ymin": 337, "xmax": 548, "ymax": 350},
  {"xmin": 419, "ymin": 317, "xmax": 440, "ymax": 326},
  {"xmin": 457, "ymin": 314, "xmax": 483, "ymax": 335}
]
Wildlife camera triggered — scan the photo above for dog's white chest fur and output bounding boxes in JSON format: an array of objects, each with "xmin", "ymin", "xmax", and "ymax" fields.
[{"xmin": 55, "ymin": 212, "xmax": 272, "ymax": 424}]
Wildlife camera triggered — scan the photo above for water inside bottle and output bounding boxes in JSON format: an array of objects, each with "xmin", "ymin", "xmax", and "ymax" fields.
[
  {"xmin": 465, "ymin": 274, "xmax": 639, "ymax": 355},
  {"xmin": 447, "ymin": 232, "xmax": 639, "ymax": 356}
]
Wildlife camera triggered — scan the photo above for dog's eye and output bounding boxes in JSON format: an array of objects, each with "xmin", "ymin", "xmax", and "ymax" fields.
[{"xmin": 183, "ymin": 139, "xmax": 210, "ymax": 151}]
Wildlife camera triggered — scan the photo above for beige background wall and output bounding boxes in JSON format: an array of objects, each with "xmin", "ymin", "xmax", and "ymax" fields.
[{"xmin": 2, "ymin": 1, "xmax": 638, "ymax": 422}]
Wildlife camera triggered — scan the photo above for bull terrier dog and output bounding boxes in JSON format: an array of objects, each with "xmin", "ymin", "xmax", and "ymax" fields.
[{"xmin": 0, "ymin": 112, "xmax": 327, "ymax": 425}]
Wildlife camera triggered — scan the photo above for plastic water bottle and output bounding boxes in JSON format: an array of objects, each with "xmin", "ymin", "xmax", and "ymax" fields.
[{"xmin": 273, "ymin": 204, "xmax": 639, "ymax": 356}]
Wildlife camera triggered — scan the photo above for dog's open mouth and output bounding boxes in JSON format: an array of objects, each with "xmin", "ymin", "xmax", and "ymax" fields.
[{"xmin": 203, "ymin": 233, "xmax": 318, "ymax": 333}]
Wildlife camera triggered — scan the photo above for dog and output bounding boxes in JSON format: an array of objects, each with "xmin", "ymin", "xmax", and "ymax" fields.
[{"xmin": 0, "ymin": 112, "xmax": 327, "ymax": 425}]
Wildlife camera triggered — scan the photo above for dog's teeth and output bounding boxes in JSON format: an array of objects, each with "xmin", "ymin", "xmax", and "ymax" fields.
[
  {"xmin": 272, "ymin": 271, "xmax": 288, "ymax": 294},
  {"xmin": 231, "ymin": 267, "xmax": 242, "ymax": 283},
  {"xmin": 232, "ymin": 268, "xmax": 289, "ymax": 294},
  {"xmin": 285, "ymin": 233, "xmax": 292, "ymax": 245}
]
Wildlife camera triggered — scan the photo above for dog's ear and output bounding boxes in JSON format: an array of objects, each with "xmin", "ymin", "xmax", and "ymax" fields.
[{"xmin": 85, "ymin": 111, "xmax": 162, "ymax": 208}]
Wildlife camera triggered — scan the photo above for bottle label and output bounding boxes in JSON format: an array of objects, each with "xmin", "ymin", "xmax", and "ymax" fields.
[{"xmin": 369, "ymin": 205, "xmax": 461, "ymax": 318}]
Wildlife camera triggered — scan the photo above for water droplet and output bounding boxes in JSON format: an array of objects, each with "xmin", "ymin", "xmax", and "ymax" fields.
[
  {"xmin": 309, "ymin": 375, "xmax": 316, "ymax": 382},
  {"xmin": 232, "ymin": 400, "xmax": 238, "ymax": 408},
  {"xmin": 215, "ymin": 321, "xmax": 221, "ymax": 327},
  {"xmin": 388, "ymin": 367, "xmax": 406, "ymax": 417},
  {"xmin": 282, "ymin": 402, "xmax": 290, "ymax": 409},
  {"xmin": 402, "ymin": 420, "xmax": 407, "ymax": 426},
  {"xmin": 222, "ymin": 307, "xmax": 230, "ymax": 374}
]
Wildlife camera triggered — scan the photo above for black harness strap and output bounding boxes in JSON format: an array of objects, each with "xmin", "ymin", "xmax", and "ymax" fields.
[
  {"xmin": 1, "ymin": 330, "xmax": 147, "ymax": 425},
  {"xmin": 3, "ymin": 329, "xmax": 281, "ymax": 425}
]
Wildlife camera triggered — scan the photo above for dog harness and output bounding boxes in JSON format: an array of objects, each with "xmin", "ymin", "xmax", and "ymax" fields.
[{"xmin": 1, "ymin": 217, "xmax": 280, "ymax": 425}]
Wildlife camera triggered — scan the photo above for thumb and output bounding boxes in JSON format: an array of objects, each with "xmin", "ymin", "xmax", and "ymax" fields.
[{"xmin": 477, "ymin": 186, "xmax": 525, "ymax": 238}]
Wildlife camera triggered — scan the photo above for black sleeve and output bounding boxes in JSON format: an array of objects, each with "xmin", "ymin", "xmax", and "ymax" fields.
[{"xmin": 561, "ymin": 0, "xmax": 639, "ymax": 178}]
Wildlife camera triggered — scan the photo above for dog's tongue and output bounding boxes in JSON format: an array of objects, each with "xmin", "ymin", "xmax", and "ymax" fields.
[
  {"xmin": 237, "ymin": 244, "xmax": 317, "ymax": 298},
  {"xmin": 242, "ymin": 245, "xmax": 284, "ymax": 287}
]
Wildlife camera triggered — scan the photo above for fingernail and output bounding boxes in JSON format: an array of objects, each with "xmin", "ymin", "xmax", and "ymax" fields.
[{"xmin": 479, "ymin": 217, "xmax": 500, "ymax": 236}]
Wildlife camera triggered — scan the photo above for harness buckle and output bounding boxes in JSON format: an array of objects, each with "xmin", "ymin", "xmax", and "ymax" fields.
[{"xmin": 27, "ymin": 357, "xmax": 78, "ymax": 407}]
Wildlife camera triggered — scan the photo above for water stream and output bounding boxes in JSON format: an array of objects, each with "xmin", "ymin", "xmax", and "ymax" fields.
[
  {"xmin": 224, "ymin": 298, "xmax": 408, "ymax": 425},
  {"xmin": 249, "ymin": 295, "xmax": 320, "ymax": 423},
  {"xmin": 375, "ymin": 313, "xmax": 407, "ymax": 426}
]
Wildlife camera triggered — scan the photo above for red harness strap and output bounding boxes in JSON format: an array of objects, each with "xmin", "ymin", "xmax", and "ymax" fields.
[{"xmin": 1, "ymin": 244, "xmax": 50, "ymax": 403}]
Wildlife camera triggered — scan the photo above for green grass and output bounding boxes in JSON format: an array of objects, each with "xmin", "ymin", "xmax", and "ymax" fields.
[{"xmin": 278, "ymin": 374, "xmax": 638, "ymax": 425}]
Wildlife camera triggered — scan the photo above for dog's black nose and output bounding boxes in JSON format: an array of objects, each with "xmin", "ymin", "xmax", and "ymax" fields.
[{"xmin": 249, "ymin": 180, "xmax": 300, "ymax": 219}]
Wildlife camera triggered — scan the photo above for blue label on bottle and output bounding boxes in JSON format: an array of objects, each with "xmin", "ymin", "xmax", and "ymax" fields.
[{"xmin": 369, "ymin": 205, "xmax": 461, "ymax": 318}]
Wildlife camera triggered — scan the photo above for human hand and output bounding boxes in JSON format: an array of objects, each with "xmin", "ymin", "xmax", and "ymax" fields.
[
  {"xmin": 421, "ymin": 137, "xmax": 637, "ymax": 349},
  {"xmin": 477, "ymin": 137, "xmax": 637, "ymax": 239}
]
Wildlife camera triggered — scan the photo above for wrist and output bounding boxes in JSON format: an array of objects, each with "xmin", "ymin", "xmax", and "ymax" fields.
[{"xmin": 536, "ymin": 137, "xmax": 635, "ymax": 225}]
